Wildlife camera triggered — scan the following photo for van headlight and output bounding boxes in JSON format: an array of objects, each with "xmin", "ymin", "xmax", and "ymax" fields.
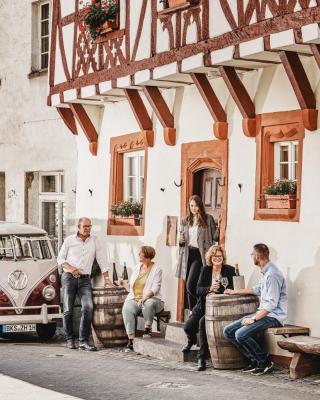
[{"xmin": 42, "ymin": 285, "xmax": 56, "ymax": 301}]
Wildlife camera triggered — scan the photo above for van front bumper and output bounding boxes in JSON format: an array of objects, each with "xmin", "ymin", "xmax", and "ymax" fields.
[{"xmin": 0, "ymin": 304, "xmax": 62, "ymax": 325}]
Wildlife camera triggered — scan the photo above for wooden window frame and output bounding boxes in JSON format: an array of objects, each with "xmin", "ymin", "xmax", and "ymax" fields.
[
  {"xmin": 254, "ymin": 110, "xmax": 305, "ymax": 222},
  {"xmin": 107, "ymin": 132, "xmax": 150, "ymax": 236}
]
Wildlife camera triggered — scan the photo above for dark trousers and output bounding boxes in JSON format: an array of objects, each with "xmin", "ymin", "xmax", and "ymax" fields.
[
  {"xmin": 186, "ymin": 247, "xmax": 202, "ymax": 310},
  {"xmin": 62, "ymin": 272, "xmax": 93, "ymax": 343},
  {"xmin": 184, "ymin": 312, "xmax": 209, "ymax": 360},
  {"xmin": 223, "ymin": 315, "xmax": 281, "ymax": 366}
]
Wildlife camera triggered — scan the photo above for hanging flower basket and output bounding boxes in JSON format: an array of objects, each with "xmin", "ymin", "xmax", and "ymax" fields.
[
  {"xmin": 78, "ymin": 0, "xmax": 118, "ymax": 40},
  {"xmin": 113, "ymin": 215, "xmax": 142, "ymax": 226}
]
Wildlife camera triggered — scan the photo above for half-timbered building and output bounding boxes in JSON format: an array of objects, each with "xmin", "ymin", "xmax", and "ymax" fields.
[{"xmin": 49, "ymin": 0, "xmax": 320, "ymax": 344}]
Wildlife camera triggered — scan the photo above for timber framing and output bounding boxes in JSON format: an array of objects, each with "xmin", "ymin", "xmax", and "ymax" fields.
[
  {"xmin": 48, "ymin": 2, "xmax": 320, "ymax": 102},
  {"xmin": 219, "ymin": 66, "xmax": 256, "ymax": 137},
  {"xmin": 142, "ymin": 86, "xmax": 176, "ymax": 146},
  {"xmin": 69, "ymin": 104, "xmax": 99, "ymax": 156},
  {"xmin": 57, "ymin": 107, "xmax": 78, "ymax": 135},
  {"xmin": 190, "ymin": 73, "xmax": 228, "ymax": 140},
  {"xmin": 279, "ymin": 51, "xmax": 318, "ymax": 131}
]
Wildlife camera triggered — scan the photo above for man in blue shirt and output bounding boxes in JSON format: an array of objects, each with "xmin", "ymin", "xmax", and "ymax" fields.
[{"xmin": 224, "ymin": 243, "xmax": 287, "ymax": 376}]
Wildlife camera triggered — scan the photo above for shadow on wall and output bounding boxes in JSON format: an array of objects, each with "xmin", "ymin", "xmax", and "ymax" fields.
[{"xmin": 288, "ymin": 247, "xmax": 320, "ymax": 333}]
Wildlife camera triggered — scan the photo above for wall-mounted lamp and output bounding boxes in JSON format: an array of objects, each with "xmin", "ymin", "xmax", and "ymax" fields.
[
  {"xmin": 88, "ymin": 189, "xmax": 93, "ymax": 196},
  {"xmin": 160, "ymin": 188, "xmax": 165, "ymax": 192},
  {"xmin": 238, "ymin": 183, "xmax": 243, "ymax": 192},
  {"xmin": 174, "ymin": 180, "xmax": 182, "ymax": 187}
]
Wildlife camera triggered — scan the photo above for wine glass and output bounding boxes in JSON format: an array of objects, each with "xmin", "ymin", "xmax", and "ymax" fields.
[{"xmin": 221, "ymin": 277, "xmax": 229, "ymax": 291}]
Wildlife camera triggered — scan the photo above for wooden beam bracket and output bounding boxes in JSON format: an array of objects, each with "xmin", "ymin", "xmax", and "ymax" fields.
[
  {"xmin": 57, "ymin": 107, "xmax": 78, "ymax": 135},
  {"xmin": 280, "ymin": 51, "xmax": 317, "ymax": 131},
  {"xmin": 124, "ymin": 89, "xmax": 154, "ymax": 147},
  {"xmin": 69, "ymin": 103, "xmax": 99, "ymax": 156},
  {"xmin": 142, "ymin": 86, "xmax": 176, "ymax": 146},
  {"xmin": 191, "ymin": 73, "xmax": 228, "ymax": 140},
  {"xmin": 219, "ymin": 66, "xmax": 256, "ymax": 137}
]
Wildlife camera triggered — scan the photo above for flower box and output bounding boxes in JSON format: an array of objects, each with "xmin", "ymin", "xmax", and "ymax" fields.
[
  {"xmin": 112, "ymin": 215, "xmax": 142, "ymax": 226},
  {"xmin": 264, "ymin": 194, "xmax": 296, "ymax": 209}
]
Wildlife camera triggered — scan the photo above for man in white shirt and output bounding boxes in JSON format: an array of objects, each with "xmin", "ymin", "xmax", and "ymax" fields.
[{"xmin": 57, "ymin": 217, "xmax": 112, "ymax": 350}]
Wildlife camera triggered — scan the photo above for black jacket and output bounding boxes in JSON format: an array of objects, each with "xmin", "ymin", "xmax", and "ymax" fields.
[{"xmin": 192, "ymin": 264, "xmax": 236, "ymax": 317}]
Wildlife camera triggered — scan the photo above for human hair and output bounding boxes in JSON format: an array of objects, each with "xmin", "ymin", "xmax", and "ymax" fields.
[
  {"xmin": 140, "ymin": 246, "xmax": 156, "ymax": 260},
  {"xmin": 205, "ymin": 245, "xmax": 227, "ymax": 266},
  {"xmin": 186, "ymin": 194, "xmax": 207, "ymax": 227},
  {"xmin": 253, "ymin": 243, "xmax": 269, "ymax": 260},
  {"xmin": 78, "ymin": 217, "xmax": 91, "ymax": 226}
]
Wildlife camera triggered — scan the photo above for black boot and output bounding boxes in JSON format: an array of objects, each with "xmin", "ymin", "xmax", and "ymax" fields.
[
  {"xmin": 197, "ymin": 358, "xmax": 206, "ymax": 371},
  {"xmin": 181, "ymin": 336, "xmax": 196, "ymax": 353}
]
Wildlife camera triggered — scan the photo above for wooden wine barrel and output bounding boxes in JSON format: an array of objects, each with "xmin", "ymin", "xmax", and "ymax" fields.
[
  {"xmin": 206, "ymin": 294, "xmax": 259, "ymax": 369},
  {"xmin": 92, "ymin": 287, "xmax": 128, "ymax": 348}
]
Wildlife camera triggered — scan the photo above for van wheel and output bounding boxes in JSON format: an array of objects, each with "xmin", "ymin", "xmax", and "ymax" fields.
[{"xmin": 36, "ymin": 323, "xmax": 56, "ymax": 340}]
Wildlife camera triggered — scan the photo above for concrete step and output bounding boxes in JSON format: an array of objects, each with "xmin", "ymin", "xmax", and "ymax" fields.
[
  {"xmin": 133, "ymin": 337, "xmax": 199, "ymax": 362},
  {"xmin": 165, "ymin": 322, "xmax": 187, "ymax": 344}
]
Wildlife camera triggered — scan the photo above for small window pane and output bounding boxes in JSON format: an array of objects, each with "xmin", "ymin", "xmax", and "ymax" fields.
[
  {"xmin": 294, "ymin": 144, "xmax": 298, "ymax": 162},
  {"xmin": 61, "ymin": 175, "xmax": 65, "ymax": 193},
  {"xmin": 127, "ymin": 177, "xmax": 136, "ymax": 198},
  {"xmin": 294, "ymin": 163, "xmax": 298, "ymax": 181},
  {"xmin": 280, "ymin": 164, "xmax": 289, "ymax": 180},
  {"xmin": 41, "ymin": 53, "xmax": 49, "ymax": 69},
  {"xmin": 41, "ymin": 4, "xmax": 49, "ymax": 20},
  {"xmin": 41, "ymin": 176, "xmax": 56, "ymax": 192},
  {"xmin": 41, "ymin": 21, "xmax": 49, "ymax": 37},
  {"xmin": 128, "ymin": 157, "xmax": 136, "ymax": 176},
  {"xmin": 39, "ymin": 240, "xmax": 52, "ymax": 259},
  {"xmin": 41, "ymin": 37, "xmax": 49, "ymax": 53},
  {"xmin": 280, "ymin": 146, "xmax": 289, "ymax": 162},
  {"xmin": 139, "ymin": 156, "xmax": 144, "ymax": 177}
]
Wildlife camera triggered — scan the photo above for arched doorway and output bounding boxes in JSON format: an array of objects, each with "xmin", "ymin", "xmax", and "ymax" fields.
[{"xmin": 177, "ymin": 139, "xmax": 228, "ymax": 322}]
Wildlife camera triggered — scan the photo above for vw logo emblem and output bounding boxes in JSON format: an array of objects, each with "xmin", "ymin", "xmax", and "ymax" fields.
[{"xmin": 8, "ymin": 270, "xmax": 28, "ymax": 290}]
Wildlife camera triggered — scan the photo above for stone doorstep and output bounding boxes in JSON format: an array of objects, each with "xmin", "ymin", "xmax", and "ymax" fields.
[
  {"xmin": 133, "ymin": 337, "xmax": 199, "ymax": 363},
  {"xmin": 164, "ymin": 322, "xmax": 200, "ymax": 346}
]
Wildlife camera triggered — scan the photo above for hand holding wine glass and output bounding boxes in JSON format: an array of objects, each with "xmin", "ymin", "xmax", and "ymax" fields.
[{"xmin": 221, "ymin": 277, "xmax": 229, "ymax": 292}]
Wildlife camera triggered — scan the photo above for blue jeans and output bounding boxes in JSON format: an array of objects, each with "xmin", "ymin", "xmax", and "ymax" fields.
[
  {"xmin": 223, "ymin": 314, "xmax": 281, "ymax": 366},
  {"xmin": 62, "ymin": 272, "xmax": 93, "ymax": 343}
]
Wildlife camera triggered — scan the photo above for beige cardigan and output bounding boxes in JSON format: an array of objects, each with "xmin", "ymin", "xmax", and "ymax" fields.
[
  {"xmin": 175, "ymin": 214, "xmax": 218, "ymax": 280},
  {"xmin": 125, "ymin": 263, "xmax": 162, "ymax": 301}
]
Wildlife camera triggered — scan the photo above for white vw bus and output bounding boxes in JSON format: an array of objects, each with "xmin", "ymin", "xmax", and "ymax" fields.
[{"xmin": 0, "ymin": 222, "xmax": 62, "ymax": 339}]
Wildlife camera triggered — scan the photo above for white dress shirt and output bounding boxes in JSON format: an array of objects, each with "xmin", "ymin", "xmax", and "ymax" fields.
[
  {"xmin": 188, "ymin": 225, "xmax": 198, "ymax": 248},
  {"xmin": 57, "ymin": 234, "xmax": 109, "ymax": 274}
]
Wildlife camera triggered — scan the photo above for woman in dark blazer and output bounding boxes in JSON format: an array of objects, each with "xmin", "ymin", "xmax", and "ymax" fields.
[
  {"xmin": 182, "ymin": 245, "xmax": 235, "ymax": 371},
  {"xmin": 175, "ymin": 195, "xmax": 219, "ymax": 310}
]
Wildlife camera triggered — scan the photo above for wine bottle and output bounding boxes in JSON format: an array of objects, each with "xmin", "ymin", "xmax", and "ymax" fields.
[
  {"xmin": 112, "ymin": 262, "xmax": 118, "ymax": 284},
  {"xmin": 123, "ymin": 262, "xmax": 129, "ymax": 281},
  {"xmin": 235, "ymin": 263, "xmax": 240, "ymax": 276}
]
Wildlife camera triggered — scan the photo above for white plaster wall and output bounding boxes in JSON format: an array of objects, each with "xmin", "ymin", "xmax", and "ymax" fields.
[
  {"xmin": 74, "ymin": 58, "xmax": 320, "ymax": 335},
  {"xmin": 0, "ymin": 1, "xmax": 77, "ymax": 231}
]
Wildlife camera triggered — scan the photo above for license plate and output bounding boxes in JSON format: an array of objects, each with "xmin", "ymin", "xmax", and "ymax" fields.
[{"xmin": 2, "ymin": 324, "xmax": 36, "ymax": 333}]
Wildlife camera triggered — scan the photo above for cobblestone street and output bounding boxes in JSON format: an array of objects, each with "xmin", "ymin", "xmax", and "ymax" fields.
[{"xmin": 1, "ymin": 335, "xmax": 320, "ymax": 400}]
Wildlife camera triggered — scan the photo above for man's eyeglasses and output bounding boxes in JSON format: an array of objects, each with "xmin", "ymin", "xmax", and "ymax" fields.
[{"xmin": 81, "ymin": 225, "xmax": 92, "ymax": 228}]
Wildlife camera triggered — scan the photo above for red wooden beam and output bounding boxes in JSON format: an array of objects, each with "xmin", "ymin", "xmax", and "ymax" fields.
[
  {"xmin": 124, "ymin": 89, "xmax": 153, "ymax": 131},
  {"xmin": 190, "ymin": 73, "xmax": 228, "ymax": 140},
  {"xmin": 142, "ymin": 86, "xmax": 176, "ymax": 146},
  {"xmin": 219, "ymin": 66, "xmax": 256, "ymax": 137},
  {"xmin": 280, "ymin": 51, "xmax": 317, "ymax": 131},
  {"xmin": 57, "ymin": 107, "xmax": 78, "ymax": 135},
  {"xmin": 69, "ymin": 103, "xmax": 99, "ymax": 156},
  {"xmin": 310, "ymin": 43, "xmax": 320, "ymax": 69}
]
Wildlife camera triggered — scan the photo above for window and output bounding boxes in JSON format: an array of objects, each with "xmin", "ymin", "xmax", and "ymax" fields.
[
  {"xmin": 40, "ymin": 2, "xmax": 50, "ymax": 69},
  {"xmin": 124, "ymin": 151, "xmax": 144, "ymax": 203},
  {"xmin": 0, "ymin": 236, "xmax": 52, "ymax": 261},
  {"xmin": 274, "ymin": 141, "xmax": 298, "ymax": 181},
  {"xmin": 40, "ymin": 172, "xmax": 64, "ymax": 194},
  {"xmin": 39, "ymin": 172, "xmax": 65, "ymax": 255},
  {"xmin": 254, "ymin": 111, "xmax": 305, "ymax": 222},
  {"xmin": 108, "ymin": 131, "xmax": 153, "ymax": 236},
  {"xmin": 31, "ymin": 1, "xmax": 50, "ymax": 73}
]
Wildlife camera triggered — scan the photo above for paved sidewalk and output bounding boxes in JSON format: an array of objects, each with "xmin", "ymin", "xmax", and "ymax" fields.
[{"xmin": 0, "ymin": 374, "xmax": 82, "ymax": 400}]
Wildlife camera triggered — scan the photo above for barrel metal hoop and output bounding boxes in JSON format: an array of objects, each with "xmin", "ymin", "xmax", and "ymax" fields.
[
  {"xmin": 207, "ymin": 299, "xmax": 259, "ymax": 308},
  {"xmin": 206, "ymin": 313, "xmax": 249, "ymax": 321}
]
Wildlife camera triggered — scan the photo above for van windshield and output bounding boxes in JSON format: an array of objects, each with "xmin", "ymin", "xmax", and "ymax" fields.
[{"xmin": 0, "ymin": 236, "xmax": 53, "ymax": 261}]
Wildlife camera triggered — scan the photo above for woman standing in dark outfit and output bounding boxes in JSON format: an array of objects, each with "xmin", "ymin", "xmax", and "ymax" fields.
[
  {"xmin": 182, "ymin": 245, "xmax": 235, "ymax": 371},
  {"xmin": 175, "ymin": 195, "xmax": 219, "ymax": 310}
]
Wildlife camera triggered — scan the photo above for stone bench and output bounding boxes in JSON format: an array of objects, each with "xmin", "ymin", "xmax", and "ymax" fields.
[{"xmin": 278, "ymin": 336, "xmax": 320, "ymax": 379}]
